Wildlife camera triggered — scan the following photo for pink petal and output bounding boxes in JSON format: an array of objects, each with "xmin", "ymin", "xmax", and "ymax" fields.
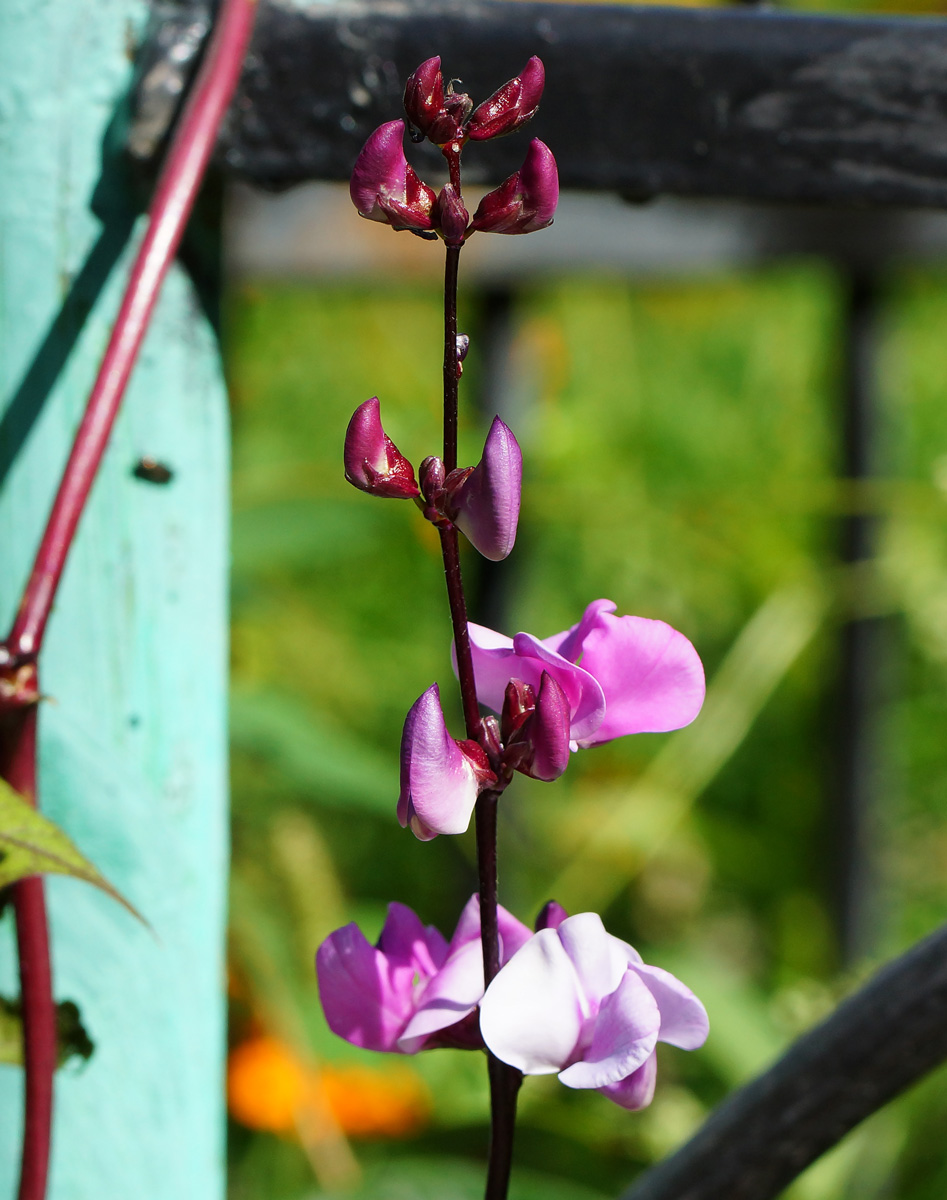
[
  {"xmin": 398, "ymin": 684, "xmax": 482, "ymax": 838},
  {"xmin": 574, "ymin": 614, "xmax": 705, "ymax": 745},
  {"xmin": 480, "ymin": 929, "xmax": 585, "ymax": 1075},
  {"xmin": 558, "ymin": 969, "xmax": 660, "ymax": 1090},
  {"xmin": 632, "ymin": 963, "xmax": 710, "ymax": 1050},
  {"xmin": 452, "ymin": 416, "xmax": 523, "ymax": 561},
  {"xmin": 399, "ymin": 938, "xmax": 484, "ymax": 1051},
  {"xmin": 343, "ymin": 397, "xmax": 419, "ymax": 499},
  {"xmin": 598, "ymin": 1051, "xmax": 658, "ymax": 1110}
]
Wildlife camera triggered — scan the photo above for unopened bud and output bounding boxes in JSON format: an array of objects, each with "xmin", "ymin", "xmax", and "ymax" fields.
[
  {"xmin": 501, "ymin": 678, "xmax": 536, "ymax": 743},
  {"xmin": 518, "ymin": 672, "xmax": 571, "ymax": 782},
  {"xmin": 470, "ymin": 139, "xmax": 558, "ymax": 236},
  {"xmin": 419, "ymin": 455, "xmax": 447, "ymax": 500},
  {"xmin": 467, "ymin": 57, "xmax": 545, "ymax": 142},
  {"xmin": 534, "ymin": 900, "xmax": 569, "ymax": 932},
  {"xmin": 434, "ymin": 184, "xmax": 470, "ymax": 247},
  {"xmin": 344, "ymin": 397, "xmax": 419, "ymax": 499}
]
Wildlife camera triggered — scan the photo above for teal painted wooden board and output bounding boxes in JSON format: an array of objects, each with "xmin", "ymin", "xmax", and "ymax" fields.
[{"xmin": 0, "ymin": 2, "xmax": 228, "ymax": 1197}]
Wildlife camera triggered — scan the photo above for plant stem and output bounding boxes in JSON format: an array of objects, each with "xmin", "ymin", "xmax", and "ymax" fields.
[
  {"xmin": 442, "ymin": 244, "xmax": 461, "ymax": 473},
  {"xmin": 0, "ymin": 706, "xmax": 55, "ymax": 1200},
  {"xmin": 438, "ymin": 229, "xmax": 520, "ymax": 1200}
]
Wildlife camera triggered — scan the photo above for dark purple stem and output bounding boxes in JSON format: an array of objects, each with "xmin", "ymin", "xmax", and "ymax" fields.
[{"xmin": 437, "ymin": 202, "xmax": 521, "ymax": 1200}]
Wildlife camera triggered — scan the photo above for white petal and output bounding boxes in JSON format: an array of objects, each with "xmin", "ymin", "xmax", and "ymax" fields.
[
  {"xmin": 480, "ymin": 930, "xmax": 584, "ymax": 1075},
  {"xmin": 558, "ymin": 970, "xmax": 660, "ymax": 1089}
]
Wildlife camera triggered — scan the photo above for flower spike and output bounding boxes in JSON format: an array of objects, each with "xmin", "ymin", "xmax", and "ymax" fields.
[
  {"xmin": 451, "ymin": 416, "xmax": 523, "ymax": 560},
  {"xmin": 470, "ymin": 139, "xmax": 559, "ymax": 236},
  {"xmin": 398, "ymin": 684, "xmax": 496, "ymax": 840},
  {"xmin": 467, "ymin": 56, "xmax": 545, "ymax": 142},
  {"xmin": 350, "ymin": 120, "xmax": 438, "ymax": 236},
  {"xmin": 343, "ymin": 397, "xmax": 419, "ymax": 499}
]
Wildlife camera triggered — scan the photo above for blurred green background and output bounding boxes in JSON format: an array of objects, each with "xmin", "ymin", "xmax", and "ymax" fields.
[
  {"xmin": 223, "ymin": 259, "xmax": 947, "ymax": 1199},
  {"xmin": 220, "ymin": 2, "xmax": 947, "ymax": 1188}
]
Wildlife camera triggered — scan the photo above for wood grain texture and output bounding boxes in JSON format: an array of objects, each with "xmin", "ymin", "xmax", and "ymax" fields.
[{"xmin": 0, "ymin": 2, "xmax": 228, "ymax": 1196}]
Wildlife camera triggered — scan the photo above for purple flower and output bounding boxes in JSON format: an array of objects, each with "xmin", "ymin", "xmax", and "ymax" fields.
[
  {"xmin": 479, "ymin": 912, "xmax": 708, "ymax": 1109},
  {"xmin": 462, "ymin": 599, "xmax": 705, "ymax": 749},
  {"xmin": 350, "ymin": 120, "xmax": 437, "ymax": 235},
  {"xmin": 343, "ymin": 397, "xmax": 419, "ymax": 499},
  {"xmin": 466, "ymin": 57, "xmax": 545, "ymax": 142},
  {"xmin": 399, "ymin": 683, "xmax": 496, "ymax": 840},
  {"xmin": 470, "ymin": 139, "xmax": 558, "ymax": 236},
  {"xmin": 316, "ymin": 896, "xmax": 532, "ymax": 1053}
]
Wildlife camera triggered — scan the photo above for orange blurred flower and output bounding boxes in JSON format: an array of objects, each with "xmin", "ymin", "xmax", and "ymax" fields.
[{"xmin": 227, "ymin": 1034, "xmax": 430, "ymax": 1139}]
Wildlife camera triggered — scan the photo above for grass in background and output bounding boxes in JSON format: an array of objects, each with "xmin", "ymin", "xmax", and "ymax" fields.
[{"xmin": 225, "ymin": 265, "xmax": 947, "ymax": 1200}]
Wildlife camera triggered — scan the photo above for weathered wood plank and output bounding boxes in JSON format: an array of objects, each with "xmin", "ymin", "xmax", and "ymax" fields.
[
  {"xmin": 217, "ymin": 0, "xmax": 947, "ymax": 208},
  {"xmin": 0, "ymin": 2, "xmax": 228, "ymax": 1196}
]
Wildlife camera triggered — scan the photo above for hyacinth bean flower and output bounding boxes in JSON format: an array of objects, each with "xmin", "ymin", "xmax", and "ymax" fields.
[
  {"xmin": 479, "ymin": 912, "xmax": 709, "ymax": 1109},
  {"xmin": 350, "ymin": 120, "xmax": 437, "ymax": 235},
  {"xmin": 470, "ymin": 139, "xmax": 559, "ymax": 235},
  {"xmin": 343, "ymin": 397, "xmax": 420, "ymax": 499},
  {"xmin": 403, "ymin": 56, "xmax": 471, "ymax": 145},
  {"xmin": 463, "ymin": 598, "xmax": 705, "ymax": 749},
  {"xmin": 466, "ymin": 56, "xmax": 545, "ymax": 141},
  {"xmin": 316, "ymin": 896, "xmax": 532, "ymax": 1053},
  {"xmin": 398, "ymin": 683, "xmax": 496, "ymax": 840}
]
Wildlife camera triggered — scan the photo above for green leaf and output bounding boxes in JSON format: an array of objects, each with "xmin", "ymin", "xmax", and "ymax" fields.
[
  {"xmin": 0, "ymin": 995, "xmax": 94, "ymax": 1068},
  {"xmin": 0, "ymin": 777, "xmax": 142, "ymax": 921}
]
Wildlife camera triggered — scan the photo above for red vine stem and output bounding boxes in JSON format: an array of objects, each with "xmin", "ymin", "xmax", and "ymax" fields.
[{"xmin": 0, "ymin": 3, "xmax": 257, "ymax": 1197}]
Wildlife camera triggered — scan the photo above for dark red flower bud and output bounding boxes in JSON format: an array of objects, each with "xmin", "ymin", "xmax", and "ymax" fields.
[
  {"xmin": 419, "ymin": 455, "xmax": 447, "ymax": 500},
  {"xmin": 518, "ymin": 672, "xmax": 571, "ymax": 782},
  {"xmin": 433, "ymin": 184, "xmax": 470, "ymax": 247},
  {"xmin": 344, "ymin": 397, "xmax": 419, "ymax": 499},
  {"xmin": 467, "ymin": 57, "xmax": 545, "ymax": 141},
  {"xmin": 403, "ymin": 57, "xmax": 445, "ymax": 138},
  {"xmin": 470, "ymin": 139, "xmax": 558, "ymax": 236},
  {"xmin": 350, "ymin": 120, "xmax": 438, "ymax": 236}
]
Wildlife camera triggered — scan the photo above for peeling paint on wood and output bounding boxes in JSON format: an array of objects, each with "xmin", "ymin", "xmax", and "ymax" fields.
[{"xmin": 0, "ymin": 3, "xmax": 228, "ymax": 1197}]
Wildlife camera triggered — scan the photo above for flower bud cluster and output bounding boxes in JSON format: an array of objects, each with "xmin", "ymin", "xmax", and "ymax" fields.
[
  {"xmin": 343, "ymin": 399, "xmax": 522, "ymax": 563},
  {"xmin": 350, "ymin": 57, "xmax": 558, "ymax": 245}
]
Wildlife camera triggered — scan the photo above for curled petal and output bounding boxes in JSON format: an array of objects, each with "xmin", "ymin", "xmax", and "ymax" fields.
[
  {"xmin": 470, "ymin": 139, "xmax": 558, "ymax": 235},
  {"xmin": 598, "ymin": 1051, "xmax": 658, "ymax": 1110},
  {"xmin": 451, "ymin": 416, "xmax": 522, "ymax": 561},
  {"xmin": 467, "ymin": 56, "xmax": 545, "ymax": 141},
  {"xmin": 558, "ymin": 969, "xmax": 660, "ymax": 1090},
  {"xmin": 350, "ymin": 120, "xmax": 437, "ymax": 233},
  {"xmin": 398, "ymin": 684, "xmax": 494, "ymax": 839},
  {"xmin": 632, "ymin": 963, "xmax": 709, "ymax": 1050},
  {"xmin": 344, "ymin": 397, "xmax": 419, "ymax": 498}
]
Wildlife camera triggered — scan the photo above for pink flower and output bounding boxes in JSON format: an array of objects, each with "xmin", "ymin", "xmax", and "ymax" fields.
[
  {"xmin": 466, "ymin": 57, "xmax": 545, "ymax": 142},
  {"xmin": 479, "ymin": 912, "xmax": 708, "ymax": 1109},
  {"xmin": 399, "ymin": 683, "xmax": 496, "ymax": 840},
  {"xmin": 350, "ymin": 120, "xmax": 437, "ymax": 235},
  {"xmin": 343, "ymin": 397, "xmax": 419, "ymax": 498},
  {"xmin": 316, "ymin": 896, "xmax": 532, "ymax": 1053},
  {"xmin": 462, "ymin": 599, "xmax": 705, "ymax": 749},
  {"xmin": 470, "ymin": 139, "xmax": 558, "ymax": 235}
]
